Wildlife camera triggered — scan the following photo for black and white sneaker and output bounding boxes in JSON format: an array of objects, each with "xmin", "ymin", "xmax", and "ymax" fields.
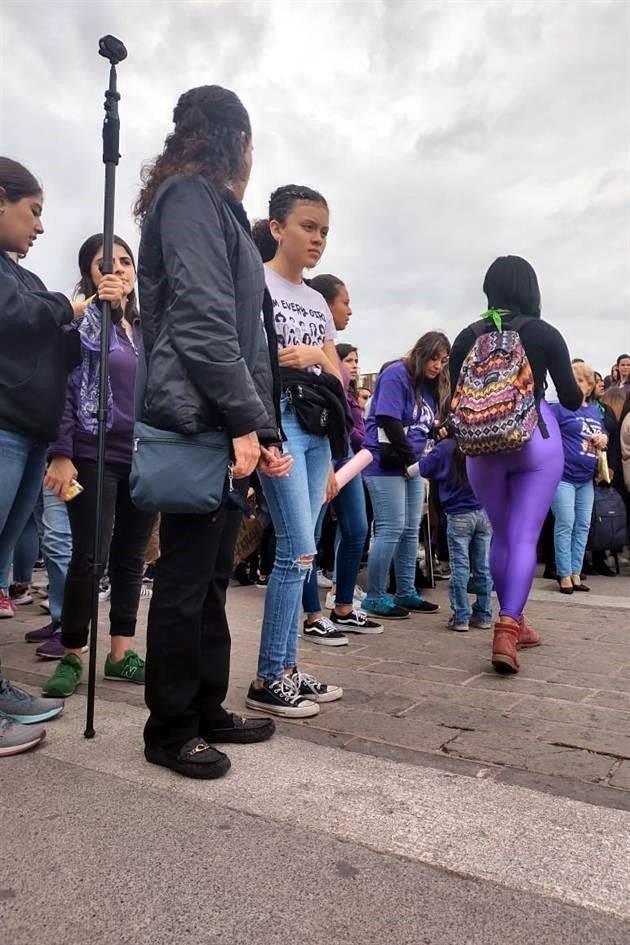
[
  {"xmin": 302, "ymin": 617, "xmax": 348, "ymax": 647},
  {"xmin": 245, "ymin": 677, "xmax": 319, "ymax": 718},
  {"xmin": 330, "ymin": 609, "xmax": 384, "ymax": 635},
  {"xmin": 289, "ymin": 669, "xmax": 343, "ymax": 704}
]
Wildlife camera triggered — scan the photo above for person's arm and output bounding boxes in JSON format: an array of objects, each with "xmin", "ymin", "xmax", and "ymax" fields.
[
  {"xmin": 158, "ymin": 176, "xmax": 268, "ymax": 439},
  {"xmin": 0, "ymin": 270, "xmax": 73, "ymax": 337},
  {"xmin": 277, "ymin": 339, "xmax": 342, "ymax": 380},
  {"xmin": 419, "ymin": 442, "xmax": 443, "ymax": 480},
  {"xmin": 449, "ymin": 327, "xmax": 474, "ymax": 393},
  {"xmin": 545, "ymin": 325, "xmax": 582, "ymax": 411},
  {"xmin": 45, "ymin": 374, "xmax": 78, "ymax": 498},
  {"xmin": 377, "ymin": 416, "xmax": 417, "ymax": 468}
]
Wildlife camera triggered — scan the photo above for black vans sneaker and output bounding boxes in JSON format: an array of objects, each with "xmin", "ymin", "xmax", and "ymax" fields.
[
  {"xmin": 289, "ymin": 669, "xmax": 343, "ymax": 703},
  {"xmin": 330, "ymin": 609, "xmax": 384, "ymax": 634},
  {"xmin": 302, "ymin": 617, "xmax": 348, "ymax": 646},
  {"xmin": 246, "ymin": 677, "xmax": 319, "ymax": 718}
]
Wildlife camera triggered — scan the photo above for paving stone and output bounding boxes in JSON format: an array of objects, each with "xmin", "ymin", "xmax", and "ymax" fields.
[
  {"xmin": 610, "ymin": 761, "xmax": 630, "ymax": 790},
  {"xmin": 549, "ymin": 671, "xmax": 630, "ymax": 694},
  {"xmin": 463, "ymin": 673, "xmax": 596, "ymax": 703},
  {"xmin": 515, "ymin": 695, "xmax": 630, "ymax": 731},
  {"xmin": 447, "ymin": 731, "xmax": 615, "ymax": 783},
  {"xmin": 360, "ymin": 661, "xmax": 473, "ymax": 684},
  {"xmin": 393, "ymin": 678, "xmax": 528, "ymax": 712},
  {"xmin": 303, "ymin": 707, "xmax": 455, "ymax": 752}
]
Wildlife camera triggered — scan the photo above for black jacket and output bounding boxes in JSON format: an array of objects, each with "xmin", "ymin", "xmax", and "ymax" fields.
[
  {"xmin": 137, "ymin": 175, "xmax": 279, "ymax": 442},
  {"xmin": 0, "ymin": 251, "xmax": 77, "ymax": 443}
]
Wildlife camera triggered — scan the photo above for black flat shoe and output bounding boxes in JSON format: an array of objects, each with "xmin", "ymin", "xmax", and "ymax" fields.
[
  {"xmin": 145, "ymin": 738, "xmax": 231, "ymax": 779},
  {"xmin": 572, "ymin": 582, "xmax": 591, "ymax": 592},
  {"xmin": 202, "ymin": 713, "xmax": 275, "ymax": 745},
  {"xmin": 559, "ymin": 586, "xmax": 574, "ymax": 595}
]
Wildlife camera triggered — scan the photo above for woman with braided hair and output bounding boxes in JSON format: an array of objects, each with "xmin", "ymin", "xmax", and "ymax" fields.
[{"xmin": 247, "ymin": 185, "xmax": 350, "ymax": 718}]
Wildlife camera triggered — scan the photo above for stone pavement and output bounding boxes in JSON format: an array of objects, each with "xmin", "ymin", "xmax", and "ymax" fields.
[{"xmin": 2, "ymin": 565, "xmax": 629, "ymax": 809}]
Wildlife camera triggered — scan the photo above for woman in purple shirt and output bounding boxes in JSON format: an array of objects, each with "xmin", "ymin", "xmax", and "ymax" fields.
[
  {"xmin": 362, "ymin": 332, "xmax": 448, "ymax": 620},
  {"xmin": 551, "ymin": 361, "xmax": 607, "ymax": 594},
  {"xmin": 42, "ymin": 235, "xmax": 156, "ymax": 697}
]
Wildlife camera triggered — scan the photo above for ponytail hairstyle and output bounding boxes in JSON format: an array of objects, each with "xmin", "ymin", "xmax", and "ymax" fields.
[
  {"xmin": 404, "ymin": 330, "xmax": 452, "ymax": 422},
  {"xmin": 75, "ymin": 233, "xmax": 139, "ymax": 322},
  {"xmin": 134, "ymin": 85, "xmax": 251, "ymax": 221},
  {"xmin": 251, "ymin": 184, "xmax": 328, "ymax": 262},
  {"xmin": 308, "ymin": 273, "xmax": 345, "ymax": 305}
]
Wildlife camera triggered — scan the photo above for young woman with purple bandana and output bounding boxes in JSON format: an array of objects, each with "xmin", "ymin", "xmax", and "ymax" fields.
[
  {"xmin": 42, "ymin": 235, "xmax": 156, "ymax": 698},
  {"xmin": 449, "ymin": 256, "xmax": 582, "ymax": 674}
]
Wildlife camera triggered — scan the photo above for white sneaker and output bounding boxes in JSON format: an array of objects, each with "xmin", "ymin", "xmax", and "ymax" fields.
[
  {"xmin": 325, "ymin": 591, "xmax": 364, "ymax": 610},
  {"xmin": 317, "ymin": 570, "xmax": 334, "ymax": 589},
  {"xmin": 353, "ymin": 585, "xmax": 366, "ymax": 602}
]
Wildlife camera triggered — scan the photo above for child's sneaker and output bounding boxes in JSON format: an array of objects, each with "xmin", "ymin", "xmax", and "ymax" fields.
[
  {"xmin": 448, "ymin": 616, "xmax": 469, "ymax": 633},
  {"xmin": 469, "ymin": 615, "xmax": 493, "ymax": 630},
  {"xmin": 0, "ymin": 591, "xmax": 15, "ymax": 620}
]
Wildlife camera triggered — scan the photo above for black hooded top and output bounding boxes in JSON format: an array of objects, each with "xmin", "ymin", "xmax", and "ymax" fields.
[{"xmin": 449, "ymin": 255, "xmax": 581, "ymax": 410}]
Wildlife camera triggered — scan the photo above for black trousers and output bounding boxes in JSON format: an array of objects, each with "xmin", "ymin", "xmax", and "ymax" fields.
[
  {"xmin": 143, "ymin": 484, "xmax": 245, "ymax": 751},
  {"xmin": 62, "ymin": 459, "xmax": 156, "ymax": 650}
]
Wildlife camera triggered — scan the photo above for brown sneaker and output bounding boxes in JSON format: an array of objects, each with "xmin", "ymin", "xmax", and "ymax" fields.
[
  {"xmin": 492, "ymin": 617, "xmax": 520, "ymax": 674},
  {"xmin": 518, "ymin": 615, "xmax": 542, "ymax": 648}
]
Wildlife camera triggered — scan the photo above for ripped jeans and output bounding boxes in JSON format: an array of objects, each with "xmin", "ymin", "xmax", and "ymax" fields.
[{"xmin": 256, "ymin": 398, "xmax": 331, "ymax": 680}]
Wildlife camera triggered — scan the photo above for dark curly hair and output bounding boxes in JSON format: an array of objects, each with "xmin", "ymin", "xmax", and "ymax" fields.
[
  {"xmin": 134, "ymin": 85, "xmax": 251, "ymax": 221},
  {"xmin": 251, "ymin": 185, "xmax": 328, "ymax": 262}
]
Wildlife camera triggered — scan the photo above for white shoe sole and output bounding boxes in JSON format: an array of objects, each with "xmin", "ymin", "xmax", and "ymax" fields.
[
  {"xmin": 0, "ymin": 611, "xmax": 15, "ymax": 619},
  {"xmin": 245, "ymin": 697, "xmax": 320, "ymax": 718},
  {"xmin": 13, "ymin": 596, "xmax": 34, "ymax": 607},
  {"xmin": 304, "ymin": 686, "xmax": 343, "ymax": 703},
  {"xmin": 0, "ymin": 731, "xmax": 45, "ymax": 756},
  {"xmin": 302, "ymin": 633, "xmax": 348, "ymax": 647},
  {"xmin": 332, "ymin": 622, "xmax": 383, "ymax": 635}
]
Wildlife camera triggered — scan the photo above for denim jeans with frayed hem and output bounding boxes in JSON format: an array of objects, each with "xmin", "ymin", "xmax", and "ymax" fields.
[
  {"xmin": 364, "ymin": 475, "xmax": 425, "ymax": 599},
  {"xmin": 256, "ymin": 400, "xmax": 331, "ymax": 680},
  {"xmin": 446, "ymin": 509, "xmax": 493, "ymax": 625},
  {"xmin": 0, "ymin": 429, "xmax": 48, "ymax": 590}
]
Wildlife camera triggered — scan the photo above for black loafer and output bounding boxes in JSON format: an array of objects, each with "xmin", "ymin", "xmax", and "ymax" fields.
[
  {"xmin": 572, "ymin": 582, "xmax": 591, "ymax": 592},
  {"xmin": 145, "ymin": 738, "xmax": 231, "ymax": 780},
  {"xmin": 559, "ymin": 586, "xmax": 574, "ymax": 595},
  {"xmin": 202, "ymin": 713, "xmax": 275, "ymax": 745}
]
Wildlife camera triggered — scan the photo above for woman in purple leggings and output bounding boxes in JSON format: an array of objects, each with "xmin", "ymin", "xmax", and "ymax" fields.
[{"xmin": 449, "ymin": 256, "xmax": 582, "ymax": 674}]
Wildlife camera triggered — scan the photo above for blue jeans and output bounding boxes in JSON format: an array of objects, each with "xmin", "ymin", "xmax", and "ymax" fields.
[
  {"xmin": 0, "ymin": 429, "xmax": 48, "ymax": 589},
  {"xmin": 364, "ymin": 475, "xmax": 425, "ymax": 599},
  {"xmin": 446, "ymin": 509, "xmax": 493, "ymax": 624},
  {"xmin": 551, "ymin": 479, "xmax": 595, "ymax": 578},
  {"xmin": 12, "ymin": 514, "xmax": 40, "ymax": 584},
  {"xmin": 303, "ymin": 452, "xmax": 368, "ymax": 613},
  {"xmin": 34, "ymin": 488, "xmax": 72, "ymax": 626},
  {"xmin": 257, "ymin": 400, "xmax": 331, "ymax": 679}
]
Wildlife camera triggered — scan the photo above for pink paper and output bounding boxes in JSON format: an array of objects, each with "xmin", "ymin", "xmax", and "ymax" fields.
[{"xmin": 335, "ymin": 449, "xmax": 373, "ymax": 490}]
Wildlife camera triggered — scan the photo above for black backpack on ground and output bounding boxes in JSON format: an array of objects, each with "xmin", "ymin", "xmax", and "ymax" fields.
[{"xmin": 589, "ymin": 484, "xmax": 628, "ymax": 553}]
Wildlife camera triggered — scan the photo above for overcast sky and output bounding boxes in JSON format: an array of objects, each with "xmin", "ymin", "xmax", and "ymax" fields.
[{"xmin": 2, "ymin": 0, "xmax": 629, "ymax": 375}]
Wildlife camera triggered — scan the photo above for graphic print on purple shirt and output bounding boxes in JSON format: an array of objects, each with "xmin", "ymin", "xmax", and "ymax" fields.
[
  {"xmin": 265, "ymin": 268, "xmax": 336, "ymax": 372},
  {"xmin": 363, "ymin": 361, "xmax": 436, "ymax": 477},
  {"xmin": 551, "ymin": 402, "xmax": 603, "ymax": 484},
  {"xmin": 50, "ymin": 319, "xmax": 140, "ymax": 467}
]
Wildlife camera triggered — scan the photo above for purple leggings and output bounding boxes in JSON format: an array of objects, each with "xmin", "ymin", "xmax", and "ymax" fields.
[{"xmin": 466, "ymin": 401, "xmax": 563, "ymax": 621}]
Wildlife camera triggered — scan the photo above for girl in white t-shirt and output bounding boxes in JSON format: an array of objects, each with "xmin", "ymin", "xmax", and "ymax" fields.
[{"xmin": 246, "ymin": 185, "xmax": 345, "ymax": 718}]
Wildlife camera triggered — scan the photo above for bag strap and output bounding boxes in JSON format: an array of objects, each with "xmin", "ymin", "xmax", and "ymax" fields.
[{"xmin": 133, "ymin": 337, "xmax": 148, "ymax": 423}]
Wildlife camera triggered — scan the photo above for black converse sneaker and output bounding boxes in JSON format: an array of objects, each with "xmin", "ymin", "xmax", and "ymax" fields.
[
  {"xmin": 302, "ymin": 617, "xmax": 348, "ymax": 646},
  {"xmin": 330, "ymin": 609, "xmax": 384, "ymax": 634},
  {"xmin": 245, "ymin": 677, "xmax": 319, "ymax": 718},
  {"xmin": 289, "ymin": 669, "xmax": 343, "ymax": 703}
]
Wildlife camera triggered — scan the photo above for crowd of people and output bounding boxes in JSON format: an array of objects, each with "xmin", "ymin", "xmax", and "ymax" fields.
[{"xmin": 1, "ymin": 84, "xmax": 628, "ymax": 776}]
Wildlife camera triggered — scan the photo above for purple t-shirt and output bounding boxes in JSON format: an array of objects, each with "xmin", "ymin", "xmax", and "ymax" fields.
[
  {"xmin": 363, "ymin": 361, "xmax": 436, "ymax": 477},
  {"xmin": 551, "ymin": 402, "xmax": 603, "ymax": 484}
]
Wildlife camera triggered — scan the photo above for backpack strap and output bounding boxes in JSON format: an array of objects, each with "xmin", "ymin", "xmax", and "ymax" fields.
[{"xmin": 506, "ymin": 314, "xmax": 550, "ymax": 440}]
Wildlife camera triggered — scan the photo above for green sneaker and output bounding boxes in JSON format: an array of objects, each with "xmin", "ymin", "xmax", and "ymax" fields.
[
  {"xmin": 42, "ymin": 654, "xmax": 83, "ymax": 698},
  {"xmin": 104, "ymin": 650, "xmax": 145, "ymax": 685}
]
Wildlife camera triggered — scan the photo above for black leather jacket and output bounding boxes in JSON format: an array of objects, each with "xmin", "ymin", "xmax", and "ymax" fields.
[{"xmin": 138, "ymin": 175, "xmax": 279, "ymax": 442}]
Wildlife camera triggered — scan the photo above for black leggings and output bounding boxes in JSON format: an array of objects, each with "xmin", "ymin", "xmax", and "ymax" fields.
[{"xmin": 61, "ymin": 459, "xmax": 155, "ymax": 650}]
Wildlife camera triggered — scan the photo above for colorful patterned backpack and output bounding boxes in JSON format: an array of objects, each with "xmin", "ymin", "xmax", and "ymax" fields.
[{"xmin": 450, "ymin": 311, "xmax": 539, "ymax": 456}]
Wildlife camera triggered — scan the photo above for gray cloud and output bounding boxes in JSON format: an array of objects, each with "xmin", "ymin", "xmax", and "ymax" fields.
[{"xmin": 1, "ymin": 0, "xmax": 628, "ymax": 377}]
